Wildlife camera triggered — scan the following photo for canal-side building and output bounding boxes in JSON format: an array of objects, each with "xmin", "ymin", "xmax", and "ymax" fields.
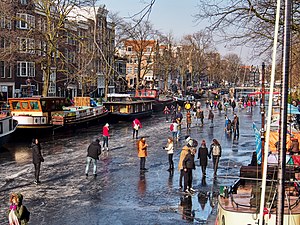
[{"xmin": 0, "ymin": 1, "xmax": 115, "ymax": 99}]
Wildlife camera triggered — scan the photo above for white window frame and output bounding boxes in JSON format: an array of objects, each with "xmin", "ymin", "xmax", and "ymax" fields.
[
  {"xmin": 17, "ymin": 61, "xmax": 35, "ymax": 77},
  {"xmin": 0, "ymin": 61, "xmax": 12, "ymax": 78},
  {"xmin": 16, "ymin": 13, "xmax": 35, "ymax": 30},
  {"xmin": 146, "ymin": 47, "xmax": 152, "ymax": 53},
  {"xmin": 0, "ymin": 17, "xmax": 5, "ymax": 28},
  {"xmin": 127, "ymin": 67, "xmax": 133, "ymax": 74},
  {"xmin": 20, "ymin": 0, "xmax": 28, "ymax": 5},
  {"xmin": 18, "ymin": 37, "xmax": 35, "ymax": 54}
]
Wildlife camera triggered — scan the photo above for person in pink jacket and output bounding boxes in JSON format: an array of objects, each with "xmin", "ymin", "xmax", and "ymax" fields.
[
  {"xmin": 132, "ymin": 118, "xmax": 142, "ymax": 139},
  {"xmin": 102, "ymin": 123, "xmax": 110, "ymax": 151}
]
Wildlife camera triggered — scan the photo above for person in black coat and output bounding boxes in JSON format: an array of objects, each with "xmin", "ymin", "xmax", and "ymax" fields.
[
  {"xmin": 197, "ymin": 140, "xmax": 209, "ymax": 178},
  {"xmin": 31, "ymin": 138, "xmax": 44, "ymax": 184},
  {"xmin": 183, "ymin": 149, "xmax": 196, "ymax": 193},
  {"xmin": 85, "ymin": 139, "xmax": 101, "ymax": 177}
]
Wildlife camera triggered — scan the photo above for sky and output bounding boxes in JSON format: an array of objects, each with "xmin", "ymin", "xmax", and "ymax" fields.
[{"xmin": 99, "ymin": 0, "xmax": 257, "ymax": 64}]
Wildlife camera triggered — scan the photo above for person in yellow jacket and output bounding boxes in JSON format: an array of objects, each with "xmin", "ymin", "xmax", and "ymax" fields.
[
  {"xmin": 178, "ymin": 141, "xmax": 190, "ymax": 190},
  {"xmin": 137, "ymin": 137, "xmax": 148, "ymax": 171}
]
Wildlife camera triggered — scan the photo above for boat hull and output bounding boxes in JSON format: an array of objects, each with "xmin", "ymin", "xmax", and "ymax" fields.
[
  {"xmin": 217, "ymin": 198, "xmax": 300, "ymax": 225},
  {"xmin": 0, "ymin": 115, "xmax": 18, "ymax": 147},
  {"xmin": 108, "ymin": 110, "xmax": 152, "ymax": 122},
  {"xmin": 152, "ymin": 99, "xmax": 174, "ymax": 112},
  {"xmin": 104, "ymin": 95, "xmax": 154, "ymax": 122}
]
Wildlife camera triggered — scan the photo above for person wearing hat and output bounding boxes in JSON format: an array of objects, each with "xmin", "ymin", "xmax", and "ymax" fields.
[
  {"xmin": 178, "ymin": 136, "xmax": 192, "ymax": 190},
  {"xmin": 85, "ymin": 139, "xmax": 101, "ymax": 177},
  {"xmin": 102, "ymin": 123, "xmax": 110, "ymax": 152},
  {"xmin": 197, "ymin": 140, "xmax": 209, "ymax": 178},
  {"xmin": 8, "ymin": 193, "xmax": 30, "ymax": 225}
]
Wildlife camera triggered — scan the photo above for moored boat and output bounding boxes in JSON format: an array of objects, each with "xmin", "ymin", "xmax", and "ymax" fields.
[
  {"xmin": 0, "ymin": 113, "xmax": 18, "ymax": 147},
  {"xmin": 104, "ymin": 93, "xmax": 154, "ymax": 121},
  {"xmin": 216, "ymin": 1, "xmax": 300, "ymax": 223},
  {"xmin": 134, "ymin": 89, "xmax": 174, "ymax": 112},
  {"xmin": 8, "ymin": 97, "xmax": 108, "ymax": 130},
  {"xmin": 217, "ymin": 165, "xmax": 300, "ymax": 225}
]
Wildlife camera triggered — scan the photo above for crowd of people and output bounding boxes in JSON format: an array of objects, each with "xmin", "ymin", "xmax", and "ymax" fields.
[
  {"xmin": 160, "ymin": 98, "xmax": 241, "ymax": 194},
  {"xmin": 8, "ymin": 96, "xmax": 242, "ymax": 223}
]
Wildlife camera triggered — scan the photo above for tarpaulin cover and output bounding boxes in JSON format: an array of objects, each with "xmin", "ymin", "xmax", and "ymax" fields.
[
  {"xmin": 269, "ymin": 131, "xmax": 300, "ymax": 153},
  {"xmin": 292, "ymin": 155, "xmax": 300, "ymax": 166}
]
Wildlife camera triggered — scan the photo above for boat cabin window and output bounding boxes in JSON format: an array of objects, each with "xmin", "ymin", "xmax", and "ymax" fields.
[
  {"xmin": 41, "ymin": 99, "xmax": 64, "ymax": 112},
  {"xmin": 21, "ymin": 102, "xmax": 30, "ymax": 109},
  {"xmin": 11, "ymin": 101, "xmax": 21, "ymax": 110},
  {"xmin": 30, "ymin": 101, "xmax": 39, "ymax": 110},
  {"xmin": 0, "ymin": 122, "xmax": 2, "ymax": 134}
]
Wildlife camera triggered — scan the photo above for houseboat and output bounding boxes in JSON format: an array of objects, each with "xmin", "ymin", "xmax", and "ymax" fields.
[
  {"xmin": 104, "ymin": 93, "xmax": 154, "ymax": 121},
  {"xmin": 134, "ymin": 89, "xmax": 174, "ymax": 112},
  {"xmin": 0, "ymin": 113, "xmax": 18, "ymax": 147},
  {"xmin": 8, "ymin": 97, "xmax": 108, "ymax": 130}
]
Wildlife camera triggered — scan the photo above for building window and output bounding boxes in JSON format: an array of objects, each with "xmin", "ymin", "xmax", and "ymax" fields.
[
  {"xmin": 146, "ymin": 47, "xmax": 152, "ymax": 53},
  {"xmin": 6, "ymin": 64, "xmax": 12, "ymax": 78},
  {"xmin": 0, "ymin": 17, "xmax": 5, "ymax": 28},
  {"xmin": 0, "ymin": 16, "xmax": 11, "ymax": 29},
  {"xmin": 127, "ymin": 46, "xmax": 132, "ymax": 52},
  {"xmin": 0, "ymin": 37, "xmax": 4, "ymax": 48},
  {"xmin": 0, "ymin": 61, "xmax": 12, "ymax": 78},
  {"xmin": 18, "ymin": 37, "xmax": 35, "ymax": 53},
  {"xmin": 20, "ymin": 0, "xmax": 28, "ymax": 4},
  {"xmin": 127, "ymin": 67, "xmax": 133, "ymax": 74},
  {"xmin": 16, "ymin": 13, "xmax": 35, "ymax": 30},
  {"xmin": 17, "ymin": 62, "xmax": 35, "ymax": 77},
  {"xmin": 0, "ymin": 61, "xmax": 4, "ymax": 78}
]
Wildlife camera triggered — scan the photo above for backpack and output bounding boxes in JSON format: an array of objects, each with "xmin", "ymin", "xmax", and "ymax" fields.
[
  {"xmin": 212, "ymin": 145, "xmax": 221, "ymax": 156},
  {"xmin": 170, "ymin": 124, "xmax": 174, "ymax": 131}
]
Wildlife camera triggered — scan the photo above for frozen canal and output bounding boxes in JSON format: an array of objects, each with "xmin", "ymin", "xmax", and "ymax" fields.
[{"xmin": 0, "ymin": 103, "xmax": 261, "ymax": 225}]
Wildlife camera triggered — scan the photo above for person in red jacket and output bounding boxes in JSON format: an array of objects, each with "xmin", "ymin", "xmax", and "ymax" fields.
[
  {"xmin": 102, "ymin": 123, "xmax": 110, "ymax": 152},
  {"xmin": 132, "ymin": 118, "xmax": 142, "ymax": 139}
]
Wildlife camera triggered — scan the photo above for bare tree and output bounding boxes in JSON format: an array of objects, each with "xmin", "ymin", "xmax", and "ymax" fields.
[
  {"xmin": 153, "ymin": 32, "xmax": 177, "ymax": 92},
  {"xmin": 181, "ymin": 31, "xmax": 214, "ymax": 87},
  {"xmin": 32, "ymin": 0, "xmax": 94, "ymax": 97},
  {"xmin": 194, "ymin": 0, "xmax": 300, "ymax": 86},
  {"xmin": 221, "ymin": 53, "xmax": 243, "ymax": 84}
]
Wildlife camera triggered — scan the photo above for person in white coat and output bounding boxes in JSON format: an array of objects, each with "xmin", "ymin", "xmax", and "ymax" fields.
[{"xmin": 164, "ymin": 137, "xmax": 174, "ymax": 171}]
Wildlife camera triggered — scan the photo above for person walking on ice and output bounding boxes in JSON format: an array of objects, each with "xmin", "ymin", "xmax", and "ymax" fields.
[
  {"xmin": 209, "ymin": 139, "xmax": 222, "ymax": 177},
  {"xmin": 208, "ymin": 109, "xmax": 214, "ymax": 128},
  {"xmin": 31, "ymin": 138, "xmax": 44, "ymax": 184},
  {"xmin": 197, "ymin": 140, "xmax": 209, "ymax": 178},
  {"xmin": 163, "ymin": 106, "xmax": 170, "ymax": 122},
  {"xmin": 132, "ymin": 118, "xmax": 142, "ymax": 139},
  {"xmin": 102, "ymin": 123, "xmax": 110, "ymax": 153},
  {"xmin": 163, "ymin": 137, "xmax": 174, "ymax": 172},
  {"xmin": 85, "ymin": 139, "xmax": 101, "ymax": 177}
]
